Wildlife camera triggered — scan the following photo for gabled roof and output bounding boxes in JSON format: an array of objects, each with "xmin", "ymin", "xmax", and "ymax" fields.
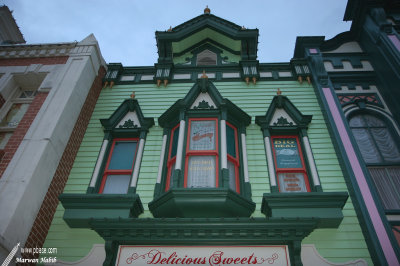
[
  {"xmin": 155, "ymin": 10, "xmax": 258, "ymax": 64},
  {"xmin": 158, "ymin": 78, "xmax": 251, "ymax": 127}
]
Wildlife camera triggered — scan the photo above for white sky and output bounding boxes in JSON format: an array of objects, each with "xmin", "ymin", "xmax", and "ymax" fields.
[{"xmin": 3, "ymin": 0, "xmax": 351, "ymax": 66}]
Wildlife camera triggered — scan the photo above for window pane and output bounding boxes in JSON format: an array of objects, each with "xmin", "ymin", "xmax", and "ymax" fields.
[
  {"xmin": 0, "ymin": 103, "xmax": 29, "ymax": 127},
  {"xmin": 0, "ymin": 132, "xmax": 12, "ymax": 149},
  {"xmin": 187, "ymin": 156, "xmax": 216, "ymax": 188},
  {"xmin": 102, "ymin": 174, "xmax": 130, "ymax": 194},
  {"xmin": 364, "ymin": 114, "xmax": 385, "ymax": 127},
  {"xmin": 170, "ymin": 127, "xmax": 179, "ymax": 158},
  {"xmin": 168, "ymin": 162, "xmax": 175, "ymax": 188},
  {"xmin": 189, "ymin": 120, "xmax": 216, "ymax": 150},
  {"xmin": 278, "ymin": 173, "xmax": 308, "ymax": 192},
  {"xmin": 349, "ymin": 115, "xmax": 366, "ymax": 127},
  {"xmin": 371, "ymin": 128, "xmax": 400, "ymax": 163},
  {"xmin": 226, "ymin": 125, "xmax": 236, "ymax": 158},
  {"xmin": 351, "ymin": 129, "xmax": 381, "ymax": 163},
  {"xmin": 273, "ymin": 138, "xmax": 303, "ymax": 168},
  {"xmin": 227, "ymin": 160, "xmax": 236, "ymax": 191},
  {"xmin": 369, "ymin": 168, "xmax": 400, "ymax": 210},
  {"xmin": 108, "ymin": 141, "xmax": 137, "ymax": 170}
]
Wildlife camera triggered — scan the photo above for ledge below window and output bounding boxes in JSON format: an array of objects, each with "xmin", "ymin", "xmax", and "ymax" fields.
[
  {"xmin": 261, "ymin": 192, "xmax": 348, "ymax": 228},
  {"xmin": 149, "ymin": 188, "xmax": 256, "ymax": 218},
  {"xmin": 59, "ymin": 193, "xmax": 144, "ymax": 228}
]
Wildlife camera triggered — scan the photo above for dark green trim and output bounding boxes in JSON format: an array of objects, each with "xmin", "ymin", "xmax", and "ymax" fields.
[
  {"xmin": 261, "ymin": 192, "xmax": 348, "ymax": 228},
  {"xmin": 155, "ymin": 13, "xmax": 258, "ymax": 63},
  {"xmin": 100, "ymin": 98, "xmax": 154, "ymax": 137},
  {"xmin": 91, "ymin": 217, "xmax": 318, "ymax": 266},
  {"xmin": 59, "ymin": 193, "xmax": 143, "ymax": 228},
  {"xmin": 148, "ymin": 188, "xmax": 256, "ymax": 218},
  {"xmin": 255, "ymin": 94, "xmax": 313, "ymax": 136}
]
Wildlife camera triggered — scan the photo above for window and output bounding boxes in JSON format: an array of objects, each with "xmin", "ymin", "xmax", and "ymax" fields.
[
  {"xmin": 185, "ymin": 118, "xmax": 219, "ymax": 188},
  {"xmin": 349, "ymin": 113, "xmax": 400, "ymax": 210},
  {"xmin": 165, "ymin": 124, "xmax": 179, "ymax": 191},
  {"xmin": 271, "ymin": 136, "xmax": 311, "ymax": 192},
  {"xmin": 226, "ymin": 122, "xmax": 240, "ymax": 192},
  {"xmin": 99, "ymin": 138, "xmax": 138, "ymax": 194},
  {"xmin": 197, "ymin": 49, "xmax": 217, "ymax": 66}
]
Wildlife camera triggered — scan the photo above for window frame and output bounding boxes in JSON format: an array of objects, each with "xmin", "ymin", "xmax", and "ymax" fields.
[
  {"xmin": 184, "ymin": 117, "xmax": 219, "ymax": 189},
  {"xmin": 226, "ymin": 121, "xmax": 240, "ymax": 193},
  {"xmin": 165, "ymin": 123, "xmax": 180, "ymax": 191},
  {"xmin": 271, "ymin": 135, "xmax": 312, "ymax": 193},
  {"xmin": 98, "ymin": 137, "xmax": 139, "ymax": 194}
]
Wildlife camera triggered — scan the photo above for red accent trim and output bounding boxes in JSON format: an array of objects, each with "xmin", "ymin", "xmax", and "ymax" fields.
[
  {"xmin": 99, "ymin": 138, "xmax": 139, "ymax": 193},
  {"xmin": 226, "ymin": 122, "xmax": 240, "ymax": 193},
  {"xmin": 165, "ymin": 124, "xmax": 179, "ymax": 191},
  {"xmin": 184, "ymin": 118, "xmax": 219, "ymax": 188},
  {"xmin": 270, "ymin": 135, "xmax": 311, "ymax": 192}
]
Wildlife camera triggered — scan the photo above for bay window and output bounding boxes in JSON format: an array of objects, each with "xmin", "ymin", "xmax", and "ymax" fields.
[{"xmin": 149, "ymin": 78, "xmax": 255, "ymax": 218}]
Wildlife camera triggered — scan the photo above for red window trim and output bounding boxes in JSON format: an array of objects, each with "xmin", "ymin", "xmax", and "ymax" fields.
[
  {"xmin": 226, "ymin": 122, "xmax": 240, "ymax": 193},
  {"xmin": 184, "ymin": 117, "xmax": 219, "ymax": 188},
  {"xmin": 99, "ymin": 138, "xmax": 139, "ymax": 193},
  {"xmin": 271, "ymin": 135, "xmax": 311, "ymax": 192},
  {"xmin": 165, "ymin": 123, "xmax": 180, "ymax": 191}
]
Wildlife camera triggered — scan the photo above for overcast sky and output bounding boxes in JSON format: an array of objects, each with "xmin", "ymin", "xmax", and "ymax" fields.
[{"xmin": 3, "ymin": 0, "xmax": 351, "ymax": 66}]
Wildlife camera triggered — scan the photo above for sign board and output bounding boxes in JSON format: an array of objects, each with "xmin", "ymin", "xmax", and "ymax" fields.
[
  {"xmin": 273, "ymin": 138, "xmax": 302, "ymax": 169},
  {"xmin": 116, "ymin": 246, "xmax": 290, "ymax": 266}
]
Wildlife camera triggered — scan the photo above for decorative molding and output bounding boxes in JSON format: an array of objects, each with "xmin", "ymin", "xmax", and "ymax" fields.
[
  {"xmin": 118, "ymin": 119, "xmax": 138, "ymax": 129},
  {"xmin": 337, "ymin": 93, "xmax": 382, "ymax": 107},
  {"xmin": 273, "ymin": 116, "xmax": 294, "ymax": 126}
]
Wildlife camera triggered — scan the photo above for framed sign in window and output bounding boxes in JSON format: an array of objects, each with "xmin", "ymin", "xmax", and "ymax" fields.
[{"xmin": 271, "ymin": 136, "xmax": 311, "ymax": 192}]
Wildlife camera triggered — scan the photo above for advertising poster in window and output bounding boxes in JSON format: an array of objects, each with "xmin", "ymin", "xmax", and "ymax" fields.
[
  {"xmin": 273, "ymin": 138, "xmax": 302, "ymax": 168},
  {"xmin": 189, "ymin": 120, "xmax": 216, "ymax": 150}
]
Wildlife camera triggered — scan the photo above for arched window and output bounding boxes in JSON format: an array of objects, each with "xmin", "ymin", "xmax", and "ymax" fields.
[{"xmin": 349, "ymin": 112, "xmax": 400, "ymax": 210}]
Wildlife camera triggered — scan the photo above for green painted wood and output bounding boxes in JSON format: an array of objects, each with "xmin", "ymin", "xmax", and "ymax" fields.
[{"xmin": 43, "ymin": 80, "xmax": 371, "ymax": 264}]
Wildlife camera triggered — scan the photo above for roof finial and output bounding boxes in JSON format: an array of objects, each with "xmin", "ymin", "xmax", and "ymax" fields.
[
  {"xmin": 130, "ymin": 92, "xmax": 135, "ymax": 99},
  {"xmin": 277, "ymin": 88, "xmax": 282, "ymax": 95},
  {"xmin": 167, "ymin": 26, "xmax": 172, "ymax": 32},
  {"xmin": 204, "ymin": 5, "xmax": 210, "ymax": 14},
  {"xmin": 201, "ymin": 70, "xmax": 208, "ymax": 79}
]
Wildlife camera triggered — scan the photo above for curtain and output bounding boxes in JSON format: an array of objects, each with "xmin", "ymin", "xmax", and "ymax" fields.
[
  {"xmin": 351, "ymin": 128, "xmax": 381, "ymax": 163},
  {"xmin": 187, "ymin": 156, "xmax": 216, "ymax": 188},
  {"xmin": 278, "ymin": 173, "xmax": 307, "ymax": 192},
  {"xmin": 369, "ymin": 167, "xmax": 400, "ymax": 210}
]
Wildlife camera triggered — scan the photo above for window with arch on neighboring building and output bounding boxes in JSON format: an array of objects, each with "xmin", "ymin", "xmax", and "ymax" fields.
[{"xmin": 348, "ymin": 112, "xmax": 400, "ymax": 210}]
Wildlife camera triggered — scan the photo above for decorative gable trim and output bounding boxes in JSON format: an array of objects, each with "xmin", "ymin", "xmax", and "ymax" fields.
[
  {"xmin": 255, "ymin": 94, "xmax": 312, "ymax": 134},
  {"xmin": 100, "ymin": 98, "xmax": 154, "ymax": 138},
  {"xmin": 158, "ymin": 78, "xmax": 250, "ymax": 128},
  {"xmin": 116, "ymin": 111, "xmax": 141, "ymax": 129},
  {"xmin": 269, "ymin": 108, "xmax": 297, "ymax": 127}
]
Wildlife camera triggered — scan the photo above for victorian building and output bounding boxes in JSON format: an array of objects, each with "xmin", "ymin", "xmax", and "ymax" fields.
[{"xmin": 41, "ymin": 5, "xmax": 378, "ymax": 266}]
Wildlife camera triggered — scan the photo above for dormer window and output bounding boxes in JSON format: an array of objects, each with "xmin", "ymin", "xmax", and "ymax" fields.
[{"xmin": 197, "ymin": 49, "xmax": 217, "ymax": 66}]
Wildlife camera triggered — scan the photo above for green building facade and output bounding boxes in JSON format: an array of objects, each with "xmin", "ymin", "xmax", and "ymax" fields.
[{"xmin": 43, "ymin": 7, "xmax": 373, "ymax": 266}]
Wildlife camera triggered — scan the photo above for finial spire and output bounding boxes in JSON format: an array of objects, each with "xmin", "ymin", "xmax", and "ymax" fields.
[
  {"xmin": 201, "ymin": 70, "xmax": 208, "ymax": 79},
  {"xmin": 204, "ymin": 5, "xmax": 210, "ymax": 14},
  {"xmin": 277, "ymin": 88, "xmax": 282, "ymax": 95},
  {"xmin": 130, "ymin": 92, "xmax": 135, "ymax": 99}
]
